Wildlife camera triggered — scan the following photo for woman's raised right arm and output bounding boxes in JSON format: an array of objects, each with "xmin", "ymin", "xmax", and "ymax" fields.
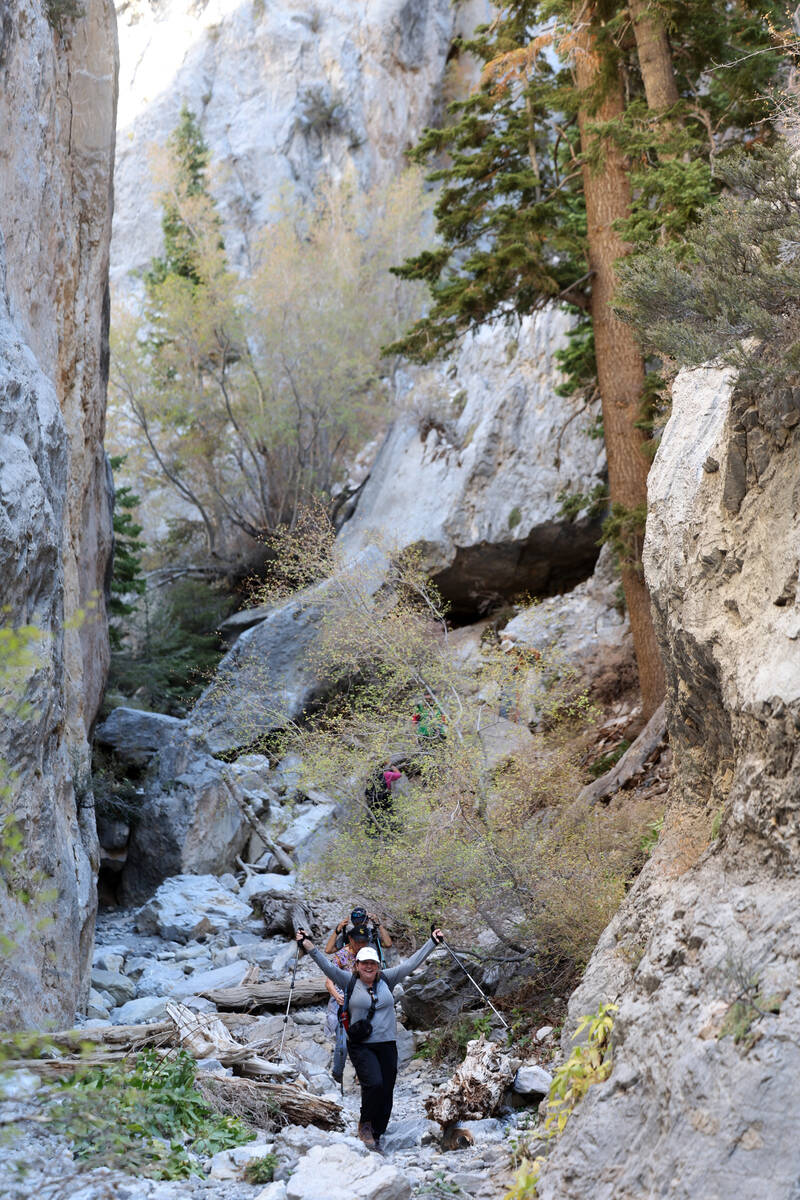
[{"xmin": 294, "ymin": 929, "xmax": 352, "ymax": 988}]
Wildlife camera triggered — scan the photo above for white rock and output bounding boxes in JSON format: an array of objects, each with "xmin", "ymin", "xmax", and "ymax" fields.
[
  {"xmin": 135, "ymin": 961, "xmax": 188, "ymax": 998},
  {"xmin": 112, "ymin": 996, "xmax": 169, "ymax": 1025},
  {"xmin": 513, "ymin": 1065, "xmax": 554, "ymax": 1096},
  {"xmin": 209, "ymin": 1140, "xmax": 276, "ymax": 1181},
  {"xmin": 135, "ymin": 874, "xmax": 253, "ymax": 942},
  {"xmin": 286, "ymin": 1143, "xmax": 410, "ymax": 1200},
  {"xmin": 0, "ymin": 1069, "xmax": 41, "ymax": 1099},
  {"xmin": 182, "ymin": 995, "xmax": 219, "ymax": 1014},
  {"xmin": 213, "ymin": 944, "xmax": 246, "ymax": 966},
  {"xmin": 112, "ymin": 0, "xmax": 489, "ymax": 295},
  {"xmin": 276, "ymin": 803, "xmax": 337, "ymax": 865},
  {"xmin": 219, "ymin": 873, "xmax": 240, "ymax": 893},
  {"xmin": 239, "ymin": 873, "xmax": 298, "ymax": 904},
  {"xmin": 256, "ymin": 1183, "xmax": 288, "ymax": 1200},
  {"xmin": 92, "ymin": 950, "xmax": 125, "ymax": 973},
  {"xmin": 535, "ymin": 1025, "xmax": 554, "ymax": 1042}
]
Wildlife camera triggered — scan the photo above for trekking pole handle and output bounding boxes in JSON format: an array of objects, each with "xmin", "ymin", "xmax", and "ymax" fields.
[{"xmin": 439, "ymin": 936, "xmax": 510, "ymax": 1031}]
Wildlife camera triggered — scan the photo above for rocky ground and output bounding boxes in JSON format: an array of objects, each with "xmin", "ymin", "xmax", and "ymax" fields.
[{"xmin": 0, "ymin": 874, "xmax": 547, "ymax": 1200}]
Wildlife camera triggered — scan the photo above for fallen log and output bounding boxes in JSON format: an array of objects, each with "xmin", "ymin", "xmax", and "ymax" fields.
[
  {"xmin": 202, "ymin": 979, "xmax": 328, "ymax": 1011},
  {"xmin": 425, "ymin": 1035, "xmax": 520, "ymax": 1128},
  {"xmin": 579, "ymin": 701, "xmax": 667, "ymax": 806},
  {"xmin": 197, "ymin": 1073, "xmax": 344, "ymax": 1131}
]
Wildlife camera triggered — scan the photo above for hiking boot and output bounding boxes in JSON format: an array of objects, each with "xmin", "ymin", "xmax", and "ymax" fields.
[{"xmin": 358, "ymin": 1122, "xmax": 377, "ymax": 1151}]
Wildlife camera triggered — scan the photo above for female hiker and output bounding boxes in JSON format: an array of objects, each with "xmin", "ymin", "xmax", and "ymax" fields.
[{"xmin": 295, "ymin": 924, "xmax": 444, "ymax": 1150}]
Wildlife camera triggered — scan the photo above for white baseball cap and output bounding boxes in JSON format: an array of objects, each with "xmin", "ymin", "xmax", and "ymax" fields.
[{"xmin": 355, "ymin": 946, "xmax": 380, "ymax": 964}]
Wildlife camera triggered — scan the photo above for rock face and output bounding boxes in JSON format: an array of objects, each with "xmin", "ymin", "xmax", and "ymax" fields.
[
  {"xmin": 0, "ymin": 1, "xmax": 117, "ymax": 1027},
  {"xmin": 192, "ymin": 545, "xmax": 388, "ymax": 754},
  {"xmin": 338, "ymin": 310, "xmax": 606, "ymax": 615},
  {"xmin": 95, "ymin": 708, "xmax": 251, "ymax": 903},
  {"xmin": 112, "ymin": 0, "xmax": 490, "ymax": 292},
  {"xmin": 536, "ymin": 367, "xmax": 800, "ymax": 1198}
]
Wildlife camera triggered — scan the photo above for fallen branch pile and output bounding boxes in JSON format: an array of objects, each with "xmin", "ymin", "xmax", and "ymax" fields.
[
  {"xmin": 2, "ymin": 1006, "xmax": 341, "ymax": 1131},
  {"xmin": 198, "ymin": 1074, "xmax": 344, "ymax": 1131}
]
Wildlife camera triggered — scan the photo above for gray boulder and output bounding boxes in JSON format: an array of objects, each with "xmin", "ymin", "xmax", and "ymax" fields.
[
  {"xmin": 112, "ymin": 996, "xmax": 169, "ymax": 1025},
  {"xmin": 172, "ymin": 961, "xmax": 247, "ymax": 999},
  {"xmin": 400, "ymin": 960, "xmax": 489, "ymax": 1029},
  {"xmin": 94, "ymin": 707, "xmax": 187, "ymax": 766},
  {"xmin": 135, "ymin": 875, "xmax": 252, "ymax": 943},
  {"xmin": 126, "ymin": 736, "xmax": 251, "ymax": 903},
  {"xmin": 513, "ymin": 1064, "xmax": 553, "ymax": 1097},
  {"xmin": 191, "ymin": 546, "xmax": 388, "ymax": 755},
  {"xmin": 90, "ymin": 968, "xmax": 136, "ymax": 1007}
]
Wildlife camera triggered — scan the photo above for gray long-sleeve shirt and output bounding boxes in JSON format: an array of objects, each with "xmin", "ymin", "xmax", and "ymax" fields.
[{"xmin": 309, "ymin": 938, "xmax": 437, "ymax": 1044}]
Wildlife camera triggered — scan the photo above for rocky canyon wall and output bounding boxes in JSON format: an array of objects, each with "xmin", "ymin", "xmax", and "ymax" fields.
[
  {"xmin": 0, "ymin": 1, "xmax": 117, "ymax": 1027},
  {"xmin": 112, "ymin": 0, "xmax": 491, "ymax": 293},
  {"xmin": 536, "ymin": 369, "xmax": 800, "ymax": 1198}
]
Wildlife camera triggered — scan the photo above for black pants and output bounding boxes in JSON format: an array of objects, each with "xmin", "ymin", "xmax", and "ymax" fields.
[{"xmin": 347, "ymin": 1040, "xmax": 398, "ymax": 1136}]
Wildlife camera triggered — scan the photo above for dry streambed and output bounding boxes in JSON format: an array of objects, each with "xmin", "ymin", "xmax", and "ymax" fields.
[{"xmin": 0, "ymin": 876, "xmax": 550, "ymax": 1200}]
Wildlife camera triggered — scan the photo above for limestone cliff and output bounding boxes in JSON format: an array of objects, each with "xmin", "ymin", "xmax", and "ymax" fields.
[
  {"xmin": 536, "ymin": 368, "xmax": 800, "ymax": 1197},
  {"xmin": 338, "ymin": 309, "xmax": 606, "ymax": 614},
  {"xmin": 0, "ymin": 1, "xmax": 117, "ymax": 1027},
  {"xmin": 112, "ymin": 0, "xmax": 490, "ymax": 292}
]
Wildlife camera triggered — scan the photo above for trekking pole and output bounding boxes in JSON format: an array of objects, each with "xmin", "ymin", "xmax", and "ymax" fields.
[
  {"xmin": 279, "ymin": 940, "xmax": 301, "ymax": 1060},
  {"xmin": 437, "ymin": 935, "xmax": 509, "ymax": 1031}
]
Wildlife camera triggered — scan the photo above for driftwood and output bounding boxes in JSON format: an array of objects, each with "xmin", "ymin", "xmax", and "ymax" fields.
[
  {"xmin": 198, "ymin": 1073, "xmax": 344, "ymax": 1131},
  {"xmin": 202, "ymin": 979, "xmax": 328, "ymax": 1010},
  {"xmin": 579, "ymin": 701, "xmax": 667, "ymax": 806},
  {"xmin": 165, "ymin": 1001, "xmax": 295, "ymax": 1078},
  {"xmin": 425, "ymin": 1035, "xmax": 519, "ymax": 1128}
]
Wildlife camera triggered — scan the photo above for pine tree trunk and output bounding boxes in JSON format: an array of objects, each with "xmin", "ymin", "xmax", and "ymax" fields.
[
  {"xmin": 573, "ymin": 12, "xmax": 666, "ymax": 718},
  {"xmin": 629, "ymin": 0, "xmax": 680, "ymax": 112}
]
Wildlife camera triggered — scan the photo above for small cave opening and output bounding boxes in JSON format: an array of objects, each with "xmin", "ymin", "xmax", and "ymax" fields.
[
  {"xmin": 92, "ymin": 745, "xmax": 148, "ymax": 909},
  {"xmin": 432, "ymin": 516, "xmax": 604, "ymax": 625}
]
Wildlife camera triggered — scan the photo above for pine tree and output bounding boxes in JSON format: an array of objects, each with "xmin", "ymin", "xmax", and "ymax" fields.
[
  {"xmin": 108, "ymin": 455, "xmax": 146, "ymax": 653},
  {"xmin": 145, "ymin": 105, "xmax": 218, "ymax": 290},
  {"xmin": 390, "ymin": 0, "xmax": 791, "ymax": 716}
]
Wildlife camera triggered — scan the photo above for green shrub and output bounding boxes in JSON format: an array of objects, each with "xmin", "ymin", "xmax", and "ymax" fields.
[
  {"xmin": 243, "ymin": 1153, "xmax": 278, "ymax": 1183},
  {"xmin": 49, "ymin": 1050, "xmax": 253, "ymax": 1179},
  {"xmin": 415, "ymin": 1014, "xmax": 493, "ymax": 1064}
]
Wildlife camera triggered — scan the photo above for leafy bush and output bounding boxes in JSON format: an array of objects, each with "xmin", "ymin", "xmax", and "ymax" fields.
[
  {"xmin": 49, "ymin": 1050, "xmax": 253, "ymax": 1180},
  {"xmin": 504, "ymin": 1003, "xmax": 618, "ymax": 1197},
  {"xmin": 415, "ymin": 1015, "xmax": 493, "ymax": 1064},
  {"xmin": 243, "ymin": 1153, "xmax": 278, "ymax": 1183}
]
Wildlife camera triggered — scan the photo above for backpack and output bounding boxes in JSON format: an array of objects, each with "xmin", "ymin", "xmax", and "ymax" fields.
[{"xmin": 364, "ymin": 770, "xmax": 391, "ymax": 809}]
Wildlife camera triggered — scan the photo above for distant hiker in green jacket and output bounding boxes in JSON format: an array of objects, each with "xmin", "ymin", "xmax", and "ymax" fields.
[
  {"xmin": 412, "ymin": 694, "xmax": 446, "ymax": 740},
  {"xmin": 296, "ymin": 925, "xmax": 444, "ymax": 1151}
]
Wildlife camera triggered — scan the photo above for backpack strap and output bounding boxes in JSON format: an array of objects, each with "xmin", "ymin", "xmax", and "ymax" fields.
[{"xmin": 340, "ymin": 973, "xmax": 358, "ymax": 1023}]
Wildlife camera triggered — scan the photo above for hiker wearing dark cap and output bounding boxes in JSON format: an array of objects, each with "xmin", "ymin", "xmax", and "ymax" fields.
[
  {"xmin": 296, "ymin": 925, "xmax": 445, "ymax": 1151},
  {"xmin": 324, "ymin": 907, "xmax": 393, "ymax": 956}
]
